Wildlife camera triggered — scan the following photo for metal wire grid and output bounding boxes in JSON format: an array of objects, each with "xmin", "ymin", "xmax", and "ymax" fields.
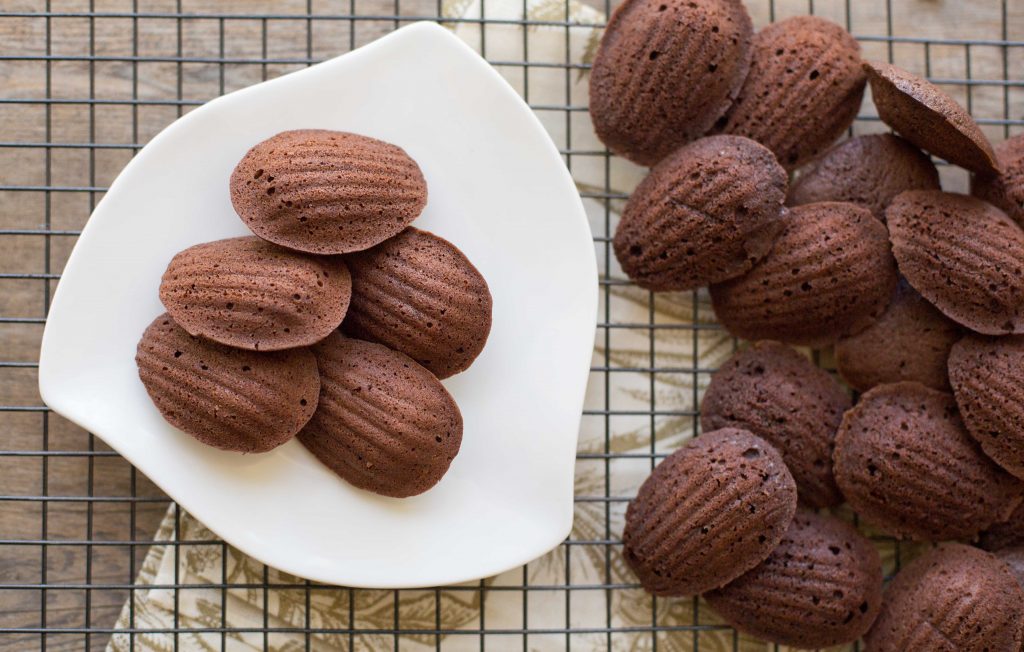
[{"xmin": 0, "ymin": 0, "xmax": 1022, "ymax": 650}]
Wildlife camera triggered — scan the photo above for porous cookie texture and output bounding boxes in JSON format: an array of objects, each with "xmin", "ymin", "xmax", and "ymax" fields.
[
  {"xmin": 709, "ymin": 202, "xmax": 897, "ymax": 347},
  {"xmin": 980, "ymin": 501, "xmax": 1024, "ymax": 551},
  {"xmin": 835, "ymin": 279, "xmax": 960, "ymax": 392},
  {"xmin": 833, "ymin": 382, "xmax": 1023, "ymax": 541},
  {"xmin": 230, "ymin": 129, "xmax": 427, "ymax": 254},
  {"xmin": 343, "ymin": 227, "xmax": 492, "ymax": 379},
  {"xmin": 788, "ymin": 134, "xmax": 940, "ymax": 220},
  {"xmin": 700, "ymin": 341, "xmax": 849, "ymax": 508},
  {"xmin": 622, "ymin": 428, "xmax": 797, "ymax": 597},
  {"xmin": 949, "ymin": 333, "xmax": 1024, "ymax": 481},
  {"xmin": 887, "ymin": 190, "xmax": 1024, "ymax": 335},
  {"xmin": 717, "ymin": 16, "xmax": 865, "ymax": 169},
  {"xmin": 135, "ymin": 313, "xmax": 320, "ymax": 453},
  {"xmin": 159, "ymin": 236, "xmax": 351, "ymax": 351},
  {"xmin": 705, "ymin": 510, "xmax": 882, "ymax": 649},
  {"xmin": 297, "ymin": 334, "xmax": 463, "ymax": 498},
  {"xmin": 864, "ymin": 61, "xmax": 998, "ymax": 176},
  {"xmin": 588, "ymin": 0, "xmax": 753, "ymax": 165},
  {"xmin": 864, "ymin": 544, "xmax": 1024, "ymax": 652},
  {"xmin": 613, "ymin": 135, "xmax": 786, "ymax": 291},
  {"xmin": 973, "ymin": 133, "xmax": 1024, "ymax": 225},
  {"xmin": 996, "ymin": 547, "xmax": 1024, "ymax": 591}
]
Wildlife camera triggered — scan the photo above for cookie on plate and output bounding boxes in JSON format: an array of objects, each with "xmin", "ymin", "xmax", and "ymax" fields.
[
  {"xmin": 613, "ymin": 135, "xmax": 787, "ymax": 291},
  {"xmin": 230, "ymin": 129, "xmax": 427, "ymax": 254},
  {"xmin": 622, "ymin": 428, "xmax": 797, "ymax": 596},
  {"xmin": 589, "ymin": 0, "xmax": 753, "ymax": 165},
  {"xmin": 136, "ymin": 313, "xmax": 320, "ymax": 453},
  {"xmin": 705, "ymin": 510, "xmax": 882, "ymax": 649},
  {"xmin": 701, "ymin": 341, "xmax": 849, "ymax": 507},
  {"xmin": 298, "ymin": 333, "xmax": 462, "ymax": 498},
  {"xmin": 344, "ymin": 227, "xmax": 492, "ymax": 379}
]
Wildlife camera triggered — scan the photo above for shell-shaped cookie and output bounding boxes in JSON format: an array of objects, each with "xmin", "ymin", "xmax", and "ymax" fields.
[
  {"xmin": 297, "ymin": 334, "xmax": 462, "ymax": 498},
  {"xmin": 718, "ymin": 16, "xmax": 866, "ymax": 169},
  {"xmin": 342, "ymin": 228, "xmax": 492, "ymax": 379},
  {"xmin": 705, "ymin": 510, "xmax": 883, "ymax": 649},
  {"xmin": 865, "ymin": 62, "xmax": 998, "ymax": 176},
  {"xmin": 836, "ymin": 279, "xmax": 961, "ymax": 392},
  {"xmin": 996, "ymin": 547, "xmax": 1024, "ymax": 591},
  {"xmin": 833, "ymin": 381, "xmax": 1023, "ymax": 541},
  {"xmin": 949, "ymin": 333, "xmax": 1024, "ymax": 481},
  {"xmin": 864, "ymin": 544, "xmax": 1024, "ymax": 652},
  {"xmin": 135, "ymin": 313, "xmax": 320, "ymax": 453},
  {"xmin": 230, "ymin": 130, "xmax": 427, "ymax": 254},
  {"xmin": 980, "ymin": 501, "xmax": 1024, "ymax": 551},
  {"xmin": 789, "ymin": 134, "xmax": 939, "ymax": 221},
  {"xmin": 710, "ymin": 202, "xmax": 897, "ymax": 347},
  {"xmin": 973, "ymin": 133, "xmax": 1024, "ymax": 226},
  {"xmin": 700, "ymin": 341, "xmax": 850, "ymax": 508},
  {"xmin": 159, "ymin": 236, "xmax": 351, "ymax": 352},
  {"xmin": 588, "ymin": 0, "xmax": 753, "ymax": 166},
  {"xmin": 887, "ymin": 190, "xmax": 1024, "ymax": 335},
  {"xmin": 622, "ymin": 428, "xmax": 797, "ymax": 597},
  {"xmin": 613, "ymin": 135, "xmax": 787, "ymax": 291}
]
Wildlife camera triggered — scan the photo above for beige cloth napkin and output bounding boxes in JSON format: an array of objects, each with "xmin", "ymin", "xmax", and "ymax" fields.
[{"xmin": 107, "ymin": 3, "xmax": 909, "ymax": 650}]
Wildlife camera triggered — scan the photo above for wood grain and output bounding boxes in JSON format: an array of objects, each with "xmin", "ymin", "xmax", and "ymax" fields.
[{"xmin": 1, "ymin": 0, "xmax": 1022, "ymax": 650}]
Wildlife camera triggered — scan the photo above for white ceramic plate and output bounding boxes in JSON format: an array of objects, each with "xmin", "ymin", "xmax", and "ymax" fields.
[{"xmin": 38, "ymin": 22, "xmax": 596, "ymax": 588}]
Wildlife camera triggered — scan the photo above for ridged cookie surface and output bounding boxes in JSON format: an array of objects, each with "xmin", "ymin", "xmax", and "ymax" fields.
[
  {"xmin": 973, "ymin": 133, "xmax": 1024, "ymax": 225},
  {"xmin": 835, "ymin": 279, "xmax": 960, "ymax": 392},
  {"xmin": 160, "ymin": 236, "xmax": 351, "ymax": 351},
  {"xmin": 710, "ymin": 202, "xmax": 897, "ymax": 346},
  {"xmin": 622, "ymin": 428, "xmax": 797, "ymax": 596},
  {"xmin": 833, "ymin": 382, "xmax": 1023, "ymax": 541},
  {"xmin": 887, "ymin": 190, "xmax": 1024, "ymax": 334},
  {"xmin": 230, "ymin": 129, "xmax": 427, "ymax": 254},
  {"xmin": 297, "ymin": 334, "xmax": 462, "ymax": 498},
  {"xmin": 718, "ymin": 16, "xmax": 865, "ymax": 169},
  {"xmin": 343, "ymin": 228, "xmax": 492, "ymax": 379},
  {"xmin": 589, "ymin": 0, "xmax": 753, "ymax": 165},
  {"xmin": 788, "ymin": 134, "xmax": 939, "ymax": 220},
  {"xmin": 864, "ymin": 544, "xmax": 1024, "ymax": 652},
  {"xmin": 865, "ymin": 62, "xmax": 998, "ymax": 175},
  {"xmin": 705, "ymin": 510, "xmax": 882, "ymax": 649},
  {"xmin": 700, "ymin": 341, "xmax": 849, "ymax": 507},
  {"xmin": 136, "ymin": 313, "xmax": 320, "ymax": 453},
  {"xmin": 949, "ymin": 333, "xmax": 1024, "ymax": 481},
  {"xmin": 613, "ymin": 135, "xmax": 786, "ymax": 291}
]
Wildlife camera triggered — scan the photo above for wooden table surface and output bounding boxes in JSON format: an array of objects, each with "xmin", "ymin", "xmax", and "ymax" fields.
[{"xmin": 1, "ymin": 0, "xmax": 1022, "ymax": 650}]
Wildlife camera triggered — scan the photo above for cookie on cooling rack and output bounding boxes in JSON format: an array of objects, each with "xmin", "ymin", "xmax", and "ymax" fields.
[
  {"xmin": 612, "ymin": 135, "xmax": 787, "ymax": 291},
  {"xmin": 622, "ymin": 428, "xmax": 797, "ymax": 597},
  {"xmin": 835, "ymin": 278, "xmax": 960, "ymax": 392},
  {"xmin": 709, "ymin": 201, "xmax": 897, "ymax": 347},
  {"xmin": 700, "ymin": 341, "xmax": 849, "ymax": 508},
  {"xmin": 887, "ymin": 190, "xmax": 1024, "ymax": 335},
  {"xmin": 717, "ymin": 16, "xmax": 865, "ymax": 169},
  {"xmin": 788, "ymin": 134, "xmax": 939, "ymax": 221},
  {"xmin": 136, "ymin": 313, "xmax": 320, "ymax": 453},
  {"xmin": 588, "ymin": 0, "xmax": 753, "ymax": 165},
  {"xmin": 298, "ymin": 333, "xmax": 463, "ymax": 498},
  {"xmin": 230, "ymin": 129, "xmax": 427, "ymax": 254},
  {"xmin": 864, "ymin": 61, "xmax": 999, "ymax": 175},
  {"xmin": 343, "ymin": 227, "xmax": 492, "ymax": 379},
  {"xmin": 949, "ymin": 333, "xmax": 1024, "ymax": 481},
  {"xmin": 973, "ymin": 133, "xmax": 1024, "ymax": 225},
  {"xmin": 705, "ymin": 510, "xmax": 882, "ymax": 649},
  {"xmin": 159, "ymin": 236, "xmax": 351, "ymax": 352},
  {"xmin": 833, "ymin": 381, "xmax": 1023, "ymax": 541},
  {"xmin": 864, "ymin": 544, "xmax": 1024, "ymax": 652}
]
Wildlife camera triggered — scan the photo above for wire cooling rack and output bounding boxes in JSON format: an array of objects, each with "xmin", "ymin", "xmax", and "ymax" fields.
[{"xmin": 1, "ymin": 0, "xmax": 1023, "ymax": 650}]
